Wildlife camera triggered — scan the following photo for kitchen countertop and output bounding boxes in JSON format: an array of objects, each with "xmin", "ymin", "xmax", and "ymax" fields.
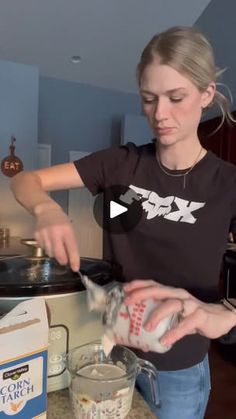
[{"xmin": 47, "ymin": 388, "xmax": 156, "ymax": 418}]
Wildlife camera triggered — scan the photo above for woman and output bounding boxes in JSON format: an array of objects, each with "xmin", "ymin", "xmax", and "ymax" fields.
[{"xmin": 11, "ymin": 26, "xmax": 236, "ymax": 418}]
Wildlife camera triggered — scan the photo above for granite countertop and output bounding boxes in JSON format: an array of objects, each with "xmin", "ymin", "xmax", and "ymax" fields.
[{"xmin": 47, "ymin": 388, "xmax": 156, "ymax": 418}]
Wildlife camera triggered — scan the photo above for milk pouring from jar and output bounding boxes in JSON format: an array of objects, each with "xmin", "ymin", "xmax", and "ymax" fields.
[{"xmin": 81, "ymin": 276, "xmax": 179, "ymax": 355}]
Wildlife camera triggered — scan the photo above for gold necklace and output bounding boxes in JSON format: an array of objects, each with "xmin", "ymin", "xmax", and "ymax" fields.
[{"xmin": 156, "ymin": 146, "xmax": 203, "ymax": 189}]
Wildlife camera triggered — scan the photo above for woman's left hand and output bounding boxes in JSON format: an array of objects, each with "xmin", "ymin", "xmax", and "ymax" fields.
[{"xmin": 123, "ymin": 280, "xmax": 236, "ymax": 347}]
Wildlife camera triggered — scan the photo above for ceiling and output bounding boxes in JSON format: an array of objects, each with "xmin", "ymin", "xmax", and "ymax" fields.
[{"xmin": 0, "ymin": 0, "xmax": 212, "ymax": 93}]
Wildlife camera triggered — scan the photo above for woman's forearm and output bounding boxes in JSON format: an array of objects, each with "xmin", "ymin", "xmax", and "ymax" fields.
[{"xmin": 10, "ymin": 171, "xmax": 61, "ymax": 215}]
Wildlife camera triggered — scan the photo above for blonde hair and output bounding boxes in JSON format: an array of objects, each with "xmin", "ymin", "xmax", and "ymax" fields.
[{"xmin": 137, "ymin": 26, "xmax": 235, "ymax": 128}]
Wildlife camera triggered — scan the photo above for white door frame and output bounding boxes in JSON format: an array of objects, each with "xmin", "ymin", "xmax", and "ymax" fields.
[{"xmin": 37, "ymin": 143, "xmax": 52, "ymax": 168}]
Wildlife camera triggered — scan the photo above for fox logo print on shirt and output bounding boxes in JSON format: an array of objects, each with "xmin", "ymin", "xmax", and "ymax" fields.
[{"xmin": 119, "ymin": 185, "xmax": 205, "ymax": 224}]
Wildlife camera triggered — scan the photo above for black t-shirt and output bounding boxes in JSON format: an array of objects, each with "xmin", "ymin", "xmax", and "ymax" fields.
[{"xmin": 74, "ymin": 142, "xmax": 236, "ymax": 370}]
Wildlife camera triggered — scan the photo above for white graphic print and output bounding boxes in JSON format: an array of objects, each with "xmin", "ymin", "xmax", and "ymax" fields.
[{"xmin": 120, "ymin": 185, "xmax": 205, "ymax": 224}]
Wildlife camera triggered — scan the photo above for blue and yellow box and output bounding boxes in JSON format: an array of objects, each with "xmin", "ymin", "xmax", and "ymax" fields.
[{"xmin": 0, "ymin": 299, "xmax": 48, "ymax": 418}]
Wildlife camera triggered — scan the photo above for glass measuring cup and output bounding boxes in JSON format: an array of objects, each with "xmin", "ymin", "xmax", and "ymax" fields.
[{"xmin": 65, "ymin": 341, "xmax": 159, "ymax": 419}]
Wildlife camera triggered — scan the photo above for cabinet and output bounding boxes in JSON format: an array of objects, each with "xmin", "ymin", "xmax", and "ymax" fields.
[
  {"xmin": 198, "ymin": 112, "xmax": 236, "ymax": 164},
  {"xmin": 223, "ymin": 249, "xmax": 236, "ymax": 298},
  {"xmin": 225, "ymin": 122, "xmax": 236, "ymax": 165}
]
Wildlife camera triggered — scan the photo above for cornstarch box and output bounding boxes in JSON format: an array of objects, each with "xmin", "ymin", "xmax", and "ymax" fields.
[{"xmin": 0, "ymin": 298, "xmax": 48, "ymax": 418}]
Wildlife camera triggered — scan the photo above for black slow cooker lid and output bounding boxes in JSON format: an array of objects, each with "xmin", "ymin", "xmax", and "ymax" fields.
[{"xmin": 0, "ymin": 256, "xmax": 115, "ymax": 296}]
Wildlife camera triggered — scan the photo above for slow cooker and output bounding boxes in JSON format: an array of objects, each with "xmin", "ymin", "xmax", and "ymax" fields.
[{"xmin": 0, "ymin": 239, "xmax": 117, "ymax": 392}]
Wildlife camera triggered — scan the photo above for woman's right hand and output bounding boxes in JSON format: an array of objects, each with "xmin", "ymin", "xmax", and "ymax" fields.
[
  {"xmin": 35, "ymin": 206, "xmax": 80, "ymax": 271},
  {"xmin": 124, "ymin": 280, "xmax": 236, "ymax": 345},
  {"xmin": 11, "ymin": 163, "xmax": 84, "ymax": 272}
]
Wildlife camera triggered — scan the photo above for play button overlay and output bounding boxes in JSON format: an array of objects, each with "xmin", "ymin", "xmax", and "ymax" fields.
[
  {"xmin": 110, "ymin": 201, "xmax": 128, "ymax": 219},
  {"xmin": 93, "ymin": 184, "xmax": 143, "ymax": 234}
]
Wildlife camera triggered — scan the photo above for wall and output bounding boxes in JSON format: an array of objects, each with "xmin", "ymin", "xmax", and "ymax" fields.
[
  {"xmin": 38, "ymin": 76, "xmax": 141, "ymax": 210},
  {"xmin": 121, "ymin": 114, "xmax": 153, "ymax": 145},
  {"xmin": 196, "ymin": 0, "xmax": 236, "ymax": 119},
  {"xmin": 38, "ymin": 77, "xmax": 141, "ymax": 161},
  {"xmin": 0, "ymin": 59, "xmax": 39, "ymax": 237}
]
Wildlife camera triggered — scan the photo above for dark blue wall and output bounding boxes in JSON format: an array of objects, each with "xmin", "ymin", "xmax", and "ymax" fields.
[
  {"xmin": 38, "ymin": 76, "xmax": 141, "ymax": 210},
  {"xmin": 38, "ymin": 77, "xmax": 141, "ymax": 165}
]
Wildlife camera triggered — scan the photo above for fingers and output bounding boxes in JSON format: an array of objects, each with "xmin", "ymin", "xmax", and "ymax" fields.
[
  {"xmin": 124, "ymin": 283, "xmax": 189, "ymax": 304},
  {"xmin": 123, "ymin": 279, "xmax": 156, "ymax": 292},
  {"xmin": 52, "ymin": 235, "xmax": 70, "ymax": 266},
  {"xmin": 35, "ymin": 229, "xmax": 67, "ymax": 264},
  {"xmin": 41, "ymin": 236, "xmax": 53, "ymax": 258},
  {"xmin": 160, "ymin": 311, "xmax": 200, "ymax": 346},
  {"xmin": 34, "ymin": 225, "xmax": 80, "ymax": 271},
  {"xmin": 160, "ymin": 303, "xmax": 209, "ymax": 346},
  {"xmin": 63, "ymin": 229, "xmax": 80, "ymax": 272},
  {"xmin": 124, "ymin": 281, "xmax": 229, "ymax": 343},
  {"xmin": 144, "ymin": 299, "xmax": 183, "ymax": 331},
  {"xmin": 34, "ymin": 208, "xmax": 80, "ymax": 271},
  {"xmin": 34, "ymin": 231, "xmax": 45, "ymax": 250}
]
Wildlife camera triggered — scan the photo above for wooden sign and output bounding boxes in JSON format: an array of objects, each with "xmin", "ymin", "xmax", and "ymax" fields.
[{"xmin": 1, "ymin": 137, "xmax": 24, "ymax": 177}]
